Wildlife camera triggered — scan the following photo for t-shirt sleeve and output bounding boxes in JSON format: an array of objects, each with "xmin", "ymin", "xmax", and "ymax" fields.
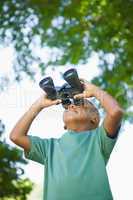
[
  {"xmin": 97, "ymin": 123, "xmax": 121, "ymax": 165},
  {"xmin": 24, "ymin": 135, "xmax": 50, "ymax": 165}
]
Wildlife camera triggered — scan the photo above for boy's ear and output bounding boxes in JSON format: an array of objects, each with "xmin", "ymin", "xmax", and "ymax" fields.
[
  {"xmin": 90, "ymin": 115, "xmax": 100, "ymax": 128},
  {"xmin": 90, "ymin": 117, "xmax": 97, "ymax": 124}
]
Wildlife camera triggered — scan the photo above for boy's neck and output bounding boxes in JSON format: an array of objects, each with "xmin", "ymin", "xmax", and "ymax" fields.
[{"xmin": 68, "ymin": 126, "xmax": 90, "ymax": 133}]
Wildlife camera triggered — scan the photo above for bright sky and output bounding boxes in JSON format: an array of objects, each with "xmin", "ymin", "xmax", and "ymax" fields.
[{"xmin": 0, "ymin": 47, "xmax": 133, "ymax": 200}]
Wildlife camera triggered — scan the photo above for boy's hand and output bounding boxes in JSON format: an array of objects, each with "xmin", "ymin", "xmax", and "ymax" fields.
[
  {"xmin": 74, "ymin": 79, "xmax": 99, "ymax": 99},
  {"xmin": 35, "ymin": 93, "xmax": 61, "ymax": 109}
]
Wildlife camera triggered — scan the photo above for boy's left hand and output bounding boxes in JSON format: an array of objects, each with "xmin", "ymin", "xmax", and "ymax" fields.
[{"xmin": 74, "ymin": 79, "xmax": 99, "ymax": 99}]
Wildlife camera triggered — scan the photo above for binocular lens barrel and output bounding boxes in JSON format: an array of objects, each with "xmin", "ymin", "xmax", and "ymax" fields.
[
  {"xmin": 39, "ymin": 77, "xmax": 57, "ymax": 100},
  {"xmin": 39, "ymin": 68, "xmax": 84, "ymax": 102},
  {"xmin": 63, "ymin": 68, "xmax": 83, "ymax": 92}
]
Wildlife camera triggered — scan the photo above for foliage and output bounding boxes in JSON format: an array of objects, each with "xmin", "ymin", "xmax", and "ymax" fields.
[
  {"xmin": 0, "ymin": 120, "xmax": 33, "ymax": 200},
  {"xmin": 0, "ymin": 0, "xmax": 132, "ymax": 120}
]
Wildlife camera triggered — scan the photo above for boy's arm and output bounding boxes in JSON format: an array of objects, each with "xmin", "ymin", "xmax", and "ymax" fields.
[
  {"xmin": 93, "ymin": 87, "xmax": 123, "ymax": 137},
  {"xmin": 9, "ymin": 94, "xmax": 61, "ymax": 152},
  {"xmin": 74, "ymin": 80, "xmax": 124, "ymax": 138}
]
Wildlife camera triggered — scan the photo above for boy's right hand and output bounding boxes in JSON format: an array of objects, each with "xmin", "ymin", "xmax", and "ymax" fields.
[{"xmin": 35, "ymin": 93, "xmax": 61, "ymax": 109}]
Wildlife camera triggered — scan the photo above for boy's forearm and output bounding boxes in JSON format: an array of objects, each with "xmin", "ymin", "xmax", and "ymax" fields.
[
  {"xmin": 93, "ymin": 87, "xmax": 123, "ymax": 115},
  {"xmin": 10, "ymin": 101, "xmax": 43, "ymax": 140}
]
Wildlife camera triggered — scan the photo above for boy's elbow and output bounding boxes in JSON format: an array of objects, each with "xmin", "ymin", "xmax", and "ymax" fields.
[
  {"xmin": 111, "ymin": 107, "xmax": 124, "ymax": 119},
  {"xmin": 9, "ymin": 132, "xmax": 18, "ymax": 143}
]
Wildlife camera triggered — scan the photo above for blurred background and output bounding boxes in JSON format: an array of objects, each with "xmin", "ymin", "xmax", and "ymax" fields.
[{"xmin": 0, "ymin": 1, "xmax": 133, "ymax": 199}]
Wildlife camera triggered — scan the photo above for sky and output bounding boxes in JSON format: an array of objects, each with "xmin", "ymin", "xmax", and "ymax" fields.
[{"xmin": 0, "ymin": 47, "xmax": 133, "ymax": 200}]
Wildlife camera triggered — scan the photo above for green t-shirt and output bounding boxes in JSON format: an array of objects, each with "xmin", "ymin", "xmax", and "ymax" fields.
[{"xmin": 24, "ymin": 125, "xmax": 119, "ymax": 200}]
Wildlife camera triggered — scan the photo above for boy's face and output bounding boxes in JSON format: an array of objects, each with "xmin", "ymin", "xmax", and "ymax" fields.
[{"xmin": 63, "ymin": 100, "xmax": 100, "ymax": 131}]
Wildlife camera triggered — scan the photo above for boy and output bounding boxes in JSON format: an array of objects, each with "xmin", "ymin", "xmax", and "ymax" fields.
[{"xmin": 10, "ymin": 79, "xmax": 123, "ymax": 200}]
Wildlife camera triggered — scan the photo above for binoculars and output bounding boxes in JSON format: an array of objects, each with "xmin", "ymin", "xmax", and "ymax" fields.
[{"xmin": 39, "ymin": 68, "xmax": 84, "ymax": 108}]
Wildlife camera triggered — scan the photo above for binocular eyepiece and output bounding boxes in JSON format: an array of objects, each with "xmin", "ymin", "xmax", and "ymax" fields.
[{"xmin": 39, "ymin": 68, "xmax": 84, "ymax": 107}]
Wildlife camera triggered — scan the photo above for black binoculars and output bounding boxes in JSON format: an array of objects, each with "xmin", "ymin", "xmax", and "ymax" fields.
[{"xmin": 39, "ymin": 68, "xmax": 84, "ymax": 108}]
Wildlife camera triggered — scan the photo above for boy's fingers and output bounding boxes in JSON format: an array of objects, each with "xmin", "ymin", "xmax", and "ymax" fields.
[
  {"xmin": 74, "ymin": 93, "xmax": 85, "ymax": 99},
  {"xmin": 55, "ymin": 99, "xmax": 62, "ymax": 105},
  {"xmin": 79, "ymin": 79, "xmax": 85, "ymax": 84},
  {"xmin": 79, "ymin": 78, "xmax": 88, "ymax": 83}
]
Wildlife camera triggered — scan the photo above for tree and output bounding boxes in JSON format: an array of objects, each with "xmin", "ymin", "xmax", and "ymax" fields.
[
  {"xmin": 0, "ymin": 120, "xmax": 33, "ymax": 199},
  {"xmin": 0, "ymin": 0, "xmax": 132, "ymax": 120}
]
